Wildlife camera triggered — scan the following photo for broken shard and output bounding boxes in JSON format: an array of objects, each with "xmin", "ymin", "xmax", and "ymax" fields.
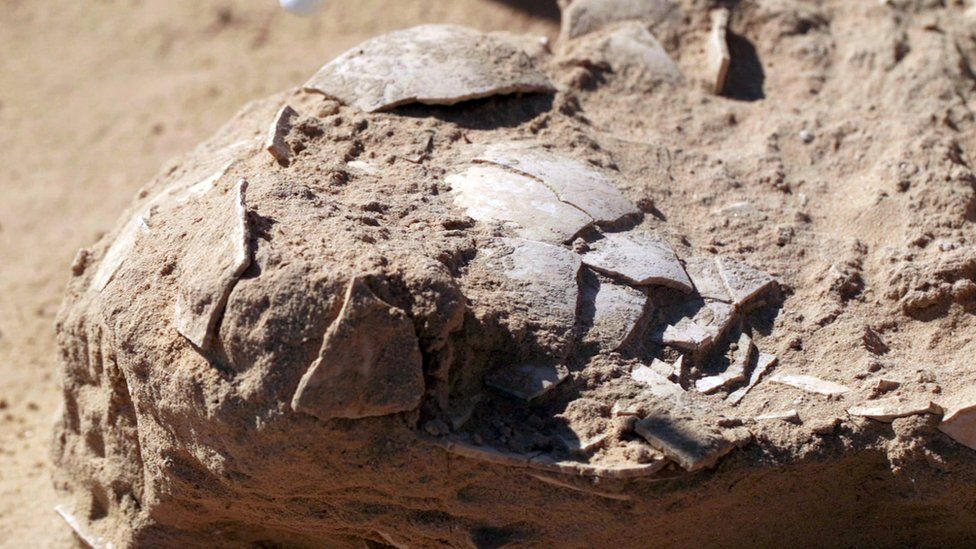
[
  {"xmin": 265, "ymin": 104, "xmax": 298, "ymax": 164},
  {"xmin": 769, "ymin": 374, "xmax": 850, "ymax": 396},
  {"xmin": 847, "ymin": 396, "xmax": 942, "ymax": 423},
  {"xmin": 174, "ymin": 179, "xmax": 252, "ymax": 350},
  {"xmin": 631, "ymin": 364, "xmax": 683, "ymax": 399},
  {"xmin": 561, "ymin": 0, "xmax": 676, "ymax": 40},
  {"xmin": 939, "ymin": 387, "xmax": 976, "ymax": 450},
  {"xmin": 580, "ymin": 272, "xmax": 648, "ymax": 350},
  {"xmin": 485, "ymin": 363, "xmax": 569, "ymax": 402},
  {"xmin": 475, "ymin": 142, "xmax": 639, "ymax": 225},
  {"xmin": 304, "ymin": 24, "xmax": 555, "ymax": 113},
  {"xmin": 292, "ymin": 277, "xmax": 425, "ymax": 420},
  {"xmin": 492, "ymin": 238, "xmax": 583, "ymax": 331},
  {"xmin": 448, "ymin": 164, "xmax": 593, "ymax": 244},
  {"xmin": 683, "ymin": 256, "xmax": 732, "ymax": 303},
  {"xmin": 583, "ymin": 232, "xmax": 693, "ymax": 291},
  {"xmin": 709, "ymin": 8, "xmax": 731, "ymax": 95},
  {"xmin": 696, "ymin": 333, "xmax": 754, "ymax": 394},
  {"xmin": 727, "ymin": 352, "xmax": 778, "ymax": 405},
  {"xmin": 651, "ymin": 299, "xmax": 735, "ymax": 352},
  {"xmin": 634, "ymin": 402, "xmax": 735, "ymax": 471},
  {"xmin": 717, "ymin": 257, "xmax": 778, "ymax": 309}
]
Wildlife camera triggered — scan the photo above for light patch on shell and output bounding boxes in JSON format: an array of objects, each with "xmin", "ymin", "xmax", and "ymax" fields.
[
  {"xmin": 768, "ymin": 374, "xmax": 851, "ymax": 396},
  {"xmin": 174, "ymin": 179, "xmax": 252, "ymax": 350},
  {"xmin": 448, "ymin": 164, "xmax": 593, "ymax": 244},
  {"xmin": 475, "ymin": 142, "xmax": 639, "ymax": 225},
  {"xmin": 582, "ymin": 231, "xmax": 693, "ymax": 291},
  {"xmin": 847, "ymin": 396, "xmax": 942, "ymax": 423},
  {"xmin": 304, "ymin": 24, "xmax": 555, "ymax": 113}
]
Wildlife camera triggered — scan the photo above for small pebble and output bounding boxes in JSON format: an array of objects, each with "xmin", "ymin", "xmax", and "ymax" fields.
[{"xmin": 799, "ymin": 130, "xmax": 814, "ymax": 144}]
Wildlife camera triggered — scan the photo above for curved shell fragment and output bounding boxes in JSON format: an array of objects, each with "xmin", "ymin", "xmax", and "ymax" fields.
[
  {"xmin": 448, "ymin": 164, "xmax": 593, "ymax": 244},
  {"xmin": 475, "ymin": 142, "xmax": 639, "ymax": 224},
  {"xmin": 561, "ymin": 0, "xmax": 676, "ymax": 40},
  {"xmin": 304, "ymin": 24, "xmax": 555, "ymax": 113}
]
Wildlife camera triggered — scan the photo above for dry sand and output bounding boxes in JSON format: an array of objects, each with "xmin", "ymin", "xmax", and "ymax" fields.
[{"xmin": 0, "ymin": 1, "xmax": 555, "ymax": 546}]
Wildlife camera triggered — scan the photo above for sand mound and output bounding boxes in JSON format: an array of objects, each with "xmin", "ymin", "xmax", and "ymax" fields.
[{"xmin": 54, "ymin": 1, "xmax": 976, "ymax": 546}]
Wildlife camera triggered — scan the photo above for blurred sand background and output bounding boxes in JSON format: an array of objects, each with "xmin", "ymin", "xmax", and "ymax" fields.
[{"xmin": 0, "ymin": 1, "xmax": 556, "ymax": 544}]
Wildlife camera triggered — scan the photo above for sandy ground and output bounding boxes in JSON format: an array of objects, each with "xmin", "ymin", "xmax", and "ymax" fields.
[{"xmin": 0, "ymin": 1, "xmax": 556, "ymax": 545}]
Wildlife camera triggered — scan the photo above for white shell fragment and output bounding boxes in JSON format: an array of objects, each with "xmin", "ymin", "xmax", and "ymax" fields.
[
  {"xmin": 583, "ymin": 232, "xmax": 693, "ymax": 290},
  {"xmin": 174, "ymin": 179, "xmax": 252, "ymax": 350},
  {"xmin": 756, "ymin": 409, "xmax": 801, "ymax": 424},
  {"xmin": 683, "ymin": 256, "xmax": 732, "ymax": 302},
  {"xmin": 292, "ymin": 277, "xmax": 425, "ymax": 420},
  {"xmin": 448, "ymin": 165, "xmax": 593, "ymax": 244},
  {"xmin": 717, "ymin": 257, "xmax": 778, "ymax": 308},
  {"xmin": 634, "ymin": 403, "xmax": 735, "ymax": 471},
  {"xmin": 265, "ymin": 104, "xmax": 298, "ymax": 164},
  {"xmin": 709, "ymin": 8, "xmax": 732, "ymax": 95},
  {"xmin": 561, "ymin": 0, "xmax": 676, "ymax": 40},
  {"xmin": 486, "ymin": 363, "xmax": 569, "ymax": 402},
  {"xmin": 581, "ymin": 275, "xmax": 648, "ymax": 350},
  {"xmin": 631, "ymin": 364, "xmax": 683, "ymax": 398},
  {"xmin": 304, "ymin": 25, "xmax": 555, "ymax": 113},
  {"xmin": 727, "ymin": 352, "xmax": 777, "ymax": 405},
  {"xmin": 475, "ymin": 142, "xmax": 639, "ymax": 225},
  {"xmin": 55, "ymin": 504, "xmax": 112, "ymax": 549},
  {"xmin": 652, "ymin": 299, "xmax": 735, "ymax": 352},
  {"xmin": 494, "ymin": 238, "xmax": 583, "ymax": 329},
  {"xmin": 938, "ymin": 387, "xmax": 976, "ymax": 450},
  {"xmin": 769, "ymin": 374, "xmax": 851, "ymax": 396},
  {"xmin": 696, "ymin": 333, "xmax": 753, "ymax": 394},
  {"xmin": 847, "ymin": 396, "xmax": 942, "ymax": 423}
]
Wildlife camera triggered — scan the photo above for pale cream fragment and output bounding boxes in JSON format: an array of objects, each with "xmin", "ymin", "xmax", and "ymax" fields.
[
  {"xmin": 583, "ymin": 232, "xmax": 693, "ymax": 291},
  {"xmin": 709, "ymin": 8, "xmax": 731, "ymax": 95},
  {"xmin": 848, "ymin": 396, "xmax": 942, "ymax": 423},
  {"xmin": 174, "ymin": 179, "xmax": 251, "ymax": 350},
  {"xmin": 475, "ymin": 142, "xmax": 639, "ymax": 224},
  {"xmin": 448, "ymin": 165, "xmax": 593, "ymax": 244},
  {"xmin": 755, "ymin": 409, "xmax": 801, "ymax": 424},
  {"xmin": 939, "ymin": 386, "xmax": 976, "ymax": 450},
  {"xmin": 727, "ymin": 352, "xmax": 778, "ymax": 405},
  {"xmin": 769, "ymin": 374, "xmax": 851, "ymax": 396},
  {"xmin": 717, "ymin": 257, "xmax": 778, "ymax": 308},
  {"xmin": 581, "ymin": 275, "xmax": 647, "ymax": 350},
  {"xmin": 265, "ymin": 104, "xmax": 298, "ymax": 164},
  {"xmin": 304, "ymin": 25, "xmax": 555, "ymax": 113}
]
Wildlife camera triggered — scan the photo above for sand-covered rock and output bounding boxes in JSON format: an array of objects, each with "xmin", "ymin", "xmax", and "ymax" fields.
[{"xmin": 52, "ymin": 2, "xmax": 976, "ymax": 545}]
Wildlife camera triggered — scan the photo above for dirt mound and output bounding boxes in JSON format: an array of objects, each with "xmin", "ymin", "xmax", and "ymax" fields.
[{"xmin": 53, "ymin": 1, "xmax": 976, "ymax": 546}]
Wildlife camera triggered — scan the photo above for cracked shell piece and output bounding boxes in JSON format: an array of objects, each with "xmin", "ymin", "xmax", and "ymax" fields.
[
  {"xmin": 485, "ymin": 363, "xmax": 569, "ymax": 402},
  {"xmin": 583, "ymin": 232, "xmax": 693, "ymax": 291},
  {"xmin": 292, "ymin": 277, "xmax": 425, "ymax": 420},
  {"xmin": 304, "ymin": 25, "xmax": 555, "ymax": 113},
  {"xmin": 581, "ymin": 273, "xmax": 648, "ymax": 350}
]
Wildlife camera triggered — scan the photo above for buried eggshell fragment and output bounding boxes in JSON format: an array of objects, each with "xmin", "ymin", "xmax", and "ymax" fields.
[
  {"xmin": 581, "ymin": 273, "xmax": 648, "ymax": 350},
  {"xmin": 561, "ymin": 0, "xmax": 677, "ymax": 40},
  {"xmin": 717, "ymin": 257, "xmax": 778, "ymax": 308},
  {"xmin": 291, "ymin": 277, "xmax": 425, "ymax": 420},
  {"xmin": 652, "ymin": 299, "xmax": 735, "ymax": 352},
  {"xmin": 583, "ymin": 232, "xmax": 693, "ymax": 291},
  {"xmin": 696, "ymin": 333, "xmax": 754, "ymax": 394},
  {"xmin": 727, "ymin": 352, "xmax": 778, "ymax": 405},
  {"xmin": 631, "ymin": 364, "xmax": 684, "ymax": 398},
  {"xmin": 769, "ymin": 374, "xmax": 851, "ymax": 396},
  {"xmin": 265, "ymin": 104, "xmax": 298, "ymax": 164},
  {"xmin": 756, "ymin": 409, "xmax": 801, "ymax": 424},
  {"xmin": 448, "ymin": 164, "xmax": 593, "ymax": 244},
  {"xmin": 485, "ymin": 363, "xmax": 569, "ymax": 402},
  {"xmin": 847, "ymin": 396, "xmax": 942, "ymax": 423},
  {"xmin": 709, "ymin": 8, "xmax": 732, "ymax": 95},
  {"xmin": 304, "ymin": 24, "xmax": 555, "ymax": 113},
  {"xmin": 174, "ymin": 179, "xmax": 252, "ymax": 350},
  {"xmin": 683, "ymin": 256, "xmax": 732, "ymax": 303},
  {"xmin": 562, "ymin": 22, "xmax": 683, "ymax": 84},
  {"xmin": 493, "ymin": 238, "xmax": 583, "ymax": 329},
  {"xmin": 634, "ymin": 403, "xmax": 736, "ymax": 471},
  {"xmin": 937, "ymin": 386, "xmax": 976, "ymax": 450},
  {"xmin": 475, "ymin": 142, "xmax": 639, "ymax": 225}
]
